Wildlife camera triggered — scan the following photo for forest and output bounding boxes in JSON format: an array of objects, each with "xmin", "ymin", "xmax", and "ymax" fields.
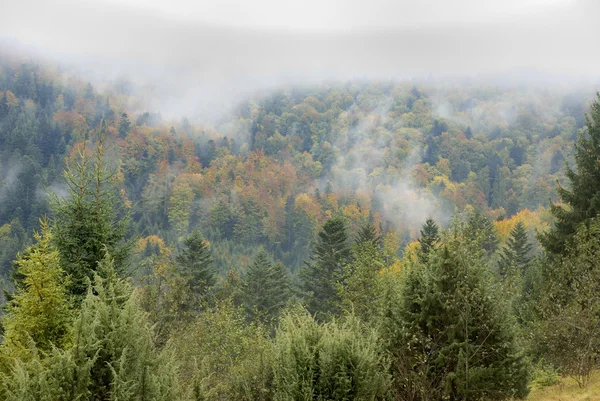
[{"xmin": 0, "ymin": 50, "xmax": 599, "ymax": 400}]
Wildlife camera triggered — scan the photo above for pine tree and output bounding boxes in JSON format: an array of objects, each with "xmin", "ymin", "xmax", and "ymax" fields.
[
  {"xmin": 301, "ymin": 216, "xmax": 352, "ymax": 319},
  {"xmin": 176, "ymin": 230, "xmax": 215, "ymax": 301},
  {"xmin": 498, "ymin": 221, "xmax": 532, "ymax": 278},
  {"xmin": 1, "ymin": 218, "xmax": 71, "ymax": 360},
  {"xmin": 418, "ymin": 217, "xmax": 439, "ymax": 264},
  {"xmin": 541, "ymin": 92, "xmax": 600, "ymax": 255},
  {"xmin": 51, "ymin": 124, "xmax": 131, "ymax": 299},
  {"xmin": 241, "ymin": 249, "xmax": 292, "ymax": 324},
  {"xmin": 384, "ymin": 220, "xmax": 530, "ymax": 400}
]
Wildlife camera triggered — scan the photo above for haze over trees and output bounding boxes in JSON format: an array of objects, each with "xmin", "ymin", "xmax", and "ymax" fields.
[{"xmin": 0, "ymin": 49, "xmax": 599, "ymax": 399}]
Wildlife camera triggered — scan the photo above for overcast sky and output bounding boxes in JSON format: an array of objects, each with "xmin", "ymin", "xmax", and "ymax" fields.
[{"xmin": 1, "ymin": 0, "xmax": 598, "ymax": 120}]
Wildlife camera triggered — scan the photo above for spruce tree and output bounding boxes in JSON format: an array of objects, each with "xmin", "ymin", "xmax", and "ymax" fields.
[
  {"xmin": 0, "ymin": 253, "xmax": 183, "ymax": 400},
  {"xmin": 541, "ymin": 92, "xmax": 600, "ymax": 255},
  {"xmin": 241, "ymin": 249, "xmax": 292, "ymax": 324},
  {"xmin": 301, "ymin": 216, "xmax": 352, "ymax": 319},
  {"xmin": 535, "ymin": 218, "xmax": 600, "ymax": 387},
  {"xmin": 176, "ymin": 230, "xmax": 215, "ymax": 300},
  {"xmin": 1, "ymin": 219, "xmax": 71, "ymax": 360},
  {"xmin": 467, "ymin": 208, "xmax": 499, "ymax": 255},
  {"xmin": 51, "ymin": 124, "xmax": 131, "ymax": 299},
  {"xmin": 384, "ymin": 220, "xmax": 529, "ymax": 400},
  {"xmin": 498, "ymin": 221, "xmax": 532, "ymax": 278},
  {"xmin": 340, "ymin": 223, "xmax": 385, "ymax": 322},
  {"xmin": 418, "ymin": 217, "xmax": 439, "ymax": 264}
]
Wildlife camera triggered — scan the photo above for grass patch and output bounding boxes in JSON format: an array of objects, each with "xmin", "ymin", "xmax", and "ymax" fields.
[{"xmin": 527, "ymin": 371, "xmax": 600, "ymax": 401}]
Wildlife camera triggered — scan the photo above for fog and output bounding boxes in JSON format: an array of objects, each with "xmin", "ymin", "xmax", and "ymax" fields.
[{"xmin": 1, "ymin": 0, "xmax": 599, "ymax": 122}]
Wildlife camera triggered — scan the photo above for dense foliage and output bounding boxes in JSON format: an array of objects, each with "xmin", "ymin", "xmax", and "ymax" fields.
[{"xmin": 0, "ymin": 50, "xmax": 599, "ymax": 399}]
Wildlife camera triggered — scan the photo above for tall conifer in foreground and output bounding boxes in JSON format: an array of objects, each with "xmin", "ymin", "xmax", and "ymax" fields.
[
  {"xmin": 383, "ymin": 219, "xmax": 529, "ymax": 400},
  {"xmin": 241, "ymin": 249, "xmax": 292, "ymax": 324},
  {"xmin": 541, "ymin": 92, "xmax": 600, "ymax": 255},
  {"xmin": 1, "ymin": 218, "xmax": 71, "ymax": 361},
  {"xmin": 301, "ymin": 216, "xmax": 352, "ymax": 319},
  {"xmin": 51, "ymin": 123, "xmax": 131, "ymax": 299}
]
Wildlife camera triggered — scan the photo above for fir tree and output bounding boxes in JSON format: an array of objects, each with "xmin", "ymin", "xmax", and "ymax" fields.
[
  {"xmin": 301, "ymin": 216, "xmax": 352, "ymax": 319},
  {"xmin": 418, "ymin": 217, "xmax": 439, "ymax": 264},
  {"xmin": 0, "ymin": 253, "xmax": 183, "ymax": 400},
  {"xmin": 51, "ymin": 123, "xmax": 131, "ymax": 299},
  {"xmin": 384, "ymin": 220, "xmax": 530, "ymax": 400},
  {"xmin": 498, "ymin": 221, "xmax": 532, "ymax": 278},
  {"xmin": 1, "ymin": 218, "xmax": 71, "ymax": 360},
  {"xmin": 467, "ymin": 208, "xmax": 499, "ymax": 255},
  {"xmin": 241, "ymin": 249, "xmax": 292, "ymax": 324},
  {"xmin": 176, "ymin": 230, "xmax": 215, "ymax": 301},
  {"xmin": 340, "ymin": 223, "xmax": 385, "ymax": 322},
  {"xmin": 118, "ymin": 112, "xmax": 131, "ymax": 138},
  {"xmin": 541, "ymin": 92, "xmax": 600, "ymax": 255}
]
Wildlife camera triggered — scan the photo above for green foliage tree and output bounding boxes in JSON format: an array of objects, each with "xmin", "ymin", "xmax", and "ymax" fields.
[
  {"xmin": 176, "ymin": 230, "xmax": 215, "ymax": 302},
  {"xmin": 339, "ymin": 222, "xmax": 385, "ymax": 322},
  {"xmin": 383, "ymin": 220, "xmax": 529, "ymax": 400},
  {"xmin": 535, "ymin": 218, "xmax": 600, "ymax": 387},
  {"xmin": 301, "ymin": 216, "xmax": 352, "ymax": 319},
  {"xmin": 51, "ymin": 126, "xmax": 131, "ymax": 299},
  {"xmin": 467, "ymin": 208, "xmax": 499, "ymax": 256},
  {"xmin": 1, "ymin": 219, "xmax": 71, "ymax": 360},
  {"xmin": 0, "ymin": 253, "xmax": 183, "ymax": 400},
  {"xmin": 498, "ymin": 221, "xmax": 532, "ymax": 278},
  {"xmin": 541, "ymin": 92, "xmax": 600, "ymax": 255},
  {"xmin": 418, "ymin": 217, "xmax": 439, "ymax": 264},
  {"xmin": 271, "ymin": 310, "xmax": 390, "ymax": 400},
  {"xmin": 118, "ymin": 112, "xmax": 131, "ymax": 138},
  {"xmin": 240, "ymin": 249, "xmax": 292, "ymax": 324}
]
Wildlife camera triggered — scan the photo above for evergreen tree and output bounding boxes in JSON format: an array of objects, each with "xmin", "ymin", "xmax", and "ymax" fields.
[
  {"xmin": 241, "ymin": 249, "xmax": 292, "ymax": 324},
  {"xmin": 0, "ymin": 253, "xmax": 183, "ymax": 400},
  {"xmin": 541, "ymin": 92, "xmax": 600, "ymax": 255},
  {"xmin": 1, "ymin": 219, "xmax": 71, "ymax": 360},
  {"xmin": 498, "ymin": 221, "xmax": 532, "ymax": 278},
  {"xmin": 355, "ymin": 221, "xmax": 382, "ymax": 249},
  {"xmin": 383, "ymin": 220, "xmax": 530, "ymax": 400},
  {"xmin": 271, "ymin": 311, "xmax": 390, "ymax": 400},
  {"xmin": 418, "ymin": 217, "xmax": 439, "ymax": 264},
  {"xmin": 176, "ymin": 230, "xmax": 215, "ymax": 301},
  {"xmin": 118, "ymin": 112, "xmax": 131, "ymax": 138},
  {"xmin": 51, "ymin": 124, "xmax": 131, "ymax": 299},
  {"xmin": 467, "ymin": 208, "xmax": 499, "ymax": 255},
  {"xmin": 340, "ymin": 223, "xmax": 385, "ymax": 322},
  {"xmin": 301, "ymin": 216, "xmax": 351, "ymax": 319},
  {"xmin": 535, "ymin": 218, "xmax": 600, "ymax": 387}
]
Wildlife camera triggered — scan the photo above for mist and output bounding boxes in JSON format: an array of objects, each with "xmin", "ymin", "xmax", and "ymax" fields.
[{"xmin": 1, "ymin": 0, "xmax": 599, "ymax": 123}]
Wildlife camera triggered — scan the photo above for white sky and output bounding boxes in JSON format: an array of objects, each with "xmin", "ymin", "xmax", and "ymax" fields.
[{"xmin": 82, "ymin": 0, "xmax": 576, "ymax": 31}]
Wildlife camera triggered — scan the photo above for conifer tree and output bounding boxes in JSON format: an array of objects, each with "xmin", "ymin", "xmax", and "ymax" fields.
[
  {"xmin": 498, "ymin": 221, "xmax": 532, "ymax": 278},
  {"xmin": 535, "ymin": 218, "xmax": 600, "ymax": 387},
  {"xmin": 271, "ymin": 310, "xmax": 390, "ymax": 400},
  {"xmin": 176, "ymin": 230, "xmax": 215, "ymax": 301},
  {"xmin": 301, "ymin": 216, "xmax": 352, "ymax": 319},
  {"xmin": 340, "ymin": 222, "xmax": 385, "ymax": 321},
  {"xmin": 541, "ymin": 92, "xmax": 600, "ymax": 255},
  {"xmin": 1, "ymin": 219, "xmax": 71, "ymax": 360},
  {"xmin": 241, "ymin": 249, "xmax": 292, "ymax": 324},
  {"xmin": 118, "ymin": 112, "xmax": 131, "ymax": 138},
  {"xmin": 0, "ymin": 252, "xmax": 183, "ymax": 400},
  {"xmin": 384, "ymin": 220, "xmax": 529, "ymax": 400},
  {"xmin": 51, "ymin": 123, "xmax": 131, "ymax": 299},
  {"xmin": 467, "ymin": 208, "xmax": 499, "ymax": 255},
  {"xmin": 418, "ymin": 217, "xmax": 439, "ymax": 263}
]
